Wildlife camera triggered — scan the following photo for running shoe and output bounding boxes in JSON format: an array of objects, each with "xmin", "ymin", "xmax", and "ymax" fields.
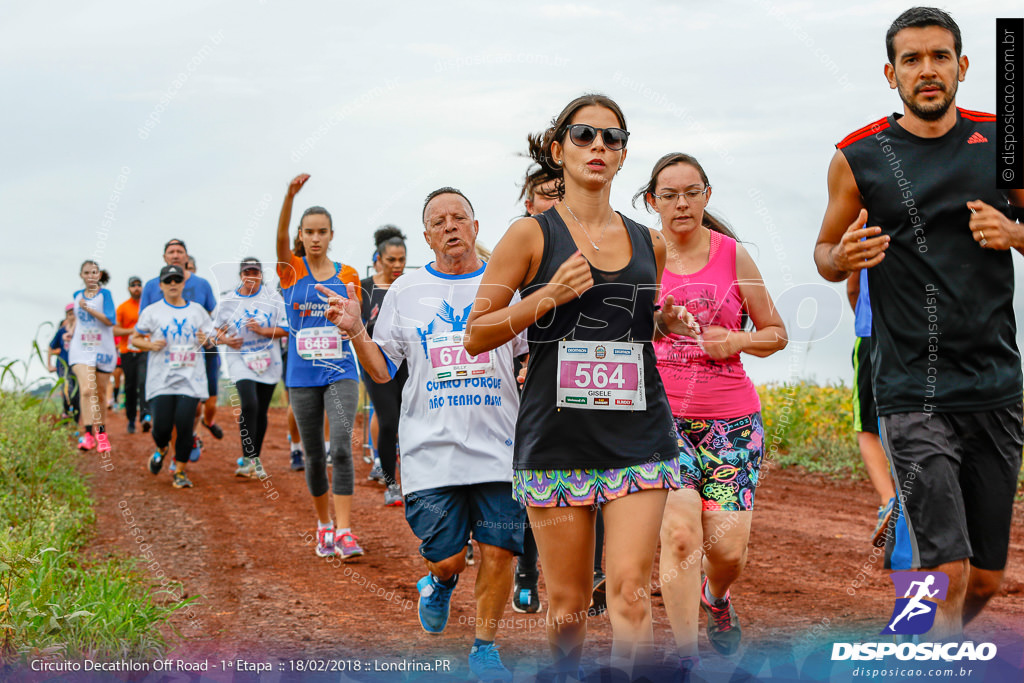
[
  {"xmin": 127, "ymin": 421, "xmax": 136, "ymax": 434},
  {"xmin": 172, "ymin": 471, "xmax": 194, "ymax": 489},
  {"xmin": 872, "ymin": 497, "xmax": 897, "ymax": 548},
  {"xmin": 384, "ymin": 484, "xmax": 403, "ymax": 507},
  {"xmin": 148, "ymin": 447, "xmax": 167, "ymax": 474},
  {"xmin": 316, "ymin": 526, "xmax": 335, "ymax": 557},
  {"xmin": 141, "ymin": 414, "xmax": 152, "ymax": 433},
  {"xmin": 368, "ymin": 460, "xmax": 384, "ymax": 483},
  {"xmin": 335, "ymin": 532, "xmax": 364, "ymax": 560},
  {"xmin": 202, "ymin": 420, "xmax": 224, "ymax": 439},
  {"xmin": 290, "ymin": 448, "xmax": 305, "ymax": 471},
  {"xmin": 465, "ymin": 541, "xmax": 475, "ymax": 566},
  {"xmin": 78, "ymin": 432, "xmax": 96, "ymax": 451},
  {"xmin": 189, "ymin": 435, "xmax": 202, "ymax": 462},
  {"xmin": 235, "ymin": 458, "xmax": 257, "ymax": 478},
  {"xmin": 589, "ymin": 570, "xmax": 607, "ymax": 617},
  {"xmin": 95, "ymin": 432, "xmax": 111, "ymax": 453},
  {"xmin": 512, "ymin": 573, "xmax": 541, "ymax": 614},
  {"xmin": 699, "ymin": 577, "xmax": 742, "ymax": 655},
  {"xmin": 416, "ymin": 574, "xmax": 457, "ymax": 634},
  {"xmin": 251, "ymin": 457, "xmax": 266, "ymax": 479},
  {"xmin": 468, "ymin": 642, "xmax": 512, "ymax": 682}
]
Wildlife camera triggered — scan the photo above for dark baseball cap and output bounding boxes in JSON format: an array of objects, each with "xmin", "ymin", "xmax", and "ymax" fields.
[
  {"xmin": 239, "ymin": 257, "xmax": 262, "ymax": 273},
  {"xmin": 160, "ymin": 264, "xmax": 185, "ymax": 282},
  {"xmin": 128, "ymin": 276, "xmax": 142, "ymax": 286},
  {"xmin": 163, "ymin": 238, "xmax": 187, "ymax": 253}
]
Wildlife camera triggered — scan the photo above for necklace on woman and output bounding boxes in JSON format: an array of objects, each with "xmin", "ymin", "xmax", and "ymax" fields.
[{"xmin": 563, "ymin": 203, "xmax": 611, "ymax": 252}]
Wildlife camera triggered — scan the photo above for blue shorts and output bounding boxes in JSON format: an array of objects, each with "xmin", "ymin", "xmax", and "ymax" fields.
[
  {"xmin": 405, "ymin": 482, "xmax": 525, "ymax": 563},
  {"xmin": 204, "ymin": 347, "xmax": 220, "ymax": 398}
]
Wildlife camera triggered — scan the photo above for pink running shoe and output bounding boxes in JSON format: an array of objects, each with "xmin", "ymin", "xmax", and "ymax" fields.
[
  {"xmin": 78, "ymin": 432, "xmax": 97, "ymax": 451},
  {"xmin": 336, "ymin": 532, "xmax": 364, "ymax": 560},
  {"xmin": 96, "ymin": 432, "xmax": 111, "ymax": 453}
]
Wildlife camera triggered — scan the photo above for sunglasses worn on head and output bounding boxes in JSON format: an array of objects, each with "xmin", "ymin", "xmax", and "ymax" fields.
[
  {"xmin": 566, "ymin": 124, "xmax": 629, "ymax": 151},
  {"xmin": 163, "ymin": 276, "xmax": 184, "ymax": 285}
]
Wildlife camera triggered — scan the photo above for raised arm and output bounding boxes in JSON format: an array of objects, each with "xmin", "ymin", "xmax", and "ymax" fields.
[
  {"xmin": 464, "ymin": 217, "xmax": 593, "ymax": 356},
  {"xmin": 814, "ymin": 150, "xmax": 889, "ymax": 282},
  {"xmin": 277, "ymin": 174, "xmax": 309, "ymax": 266}
]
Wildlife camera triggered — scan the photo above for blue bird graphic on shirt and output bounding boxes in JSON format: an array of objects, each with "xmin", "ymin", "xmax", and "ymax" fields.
[{"xmin": 437, "ymin": 301, "xmax": 474, "ymax": 332}]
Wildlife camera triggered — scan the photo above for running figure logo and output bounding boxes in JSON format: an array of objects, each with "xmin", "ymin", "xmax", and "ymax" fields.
[{"xmin": 880, "ymin": 571, "xmax": 949, "ymax": 635}]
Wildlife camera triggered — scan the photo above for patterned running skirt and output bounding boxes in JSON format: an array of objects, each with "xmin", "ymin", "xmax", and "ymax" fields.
[{"xmin": 512, "ymin": 458, "xmax": 681, "ymax": 508}]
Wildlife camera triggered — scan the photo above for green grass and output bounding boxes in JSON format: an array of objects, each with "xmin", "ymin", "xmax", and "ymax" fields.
[{"xmin": 0, "ymin": 359, "xmax": 190, "ymax": 662}]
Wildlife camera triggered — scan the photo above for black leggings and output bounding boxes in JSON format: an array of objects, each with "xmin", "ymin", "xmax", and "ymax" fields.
[
  {"xmin": 121, "ymin": 351, "xmax": 149, "ymax": 424},
  {"xmin": 150, "ymin": 394, "xmax": 200, "ymax": 463},
  {"xmin": 235, "ymin": 379, "xmax": 276, "ymax": 459},
  {"xmin": 363, "ymin": 361, "xmax": 408, "ymax": 487}
]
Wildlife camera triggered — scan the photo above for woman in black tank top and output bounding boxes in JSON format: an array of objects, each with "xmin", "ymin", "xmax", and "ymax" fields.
[{"xmin": 466, "ymin": 94, "xmax": 699, "ymax": 678}]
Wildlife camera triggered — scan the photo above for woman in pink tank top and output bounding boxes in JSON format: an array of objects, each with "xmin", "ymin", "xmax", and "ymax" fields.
[{"xmin": 637, "ymin": 153, "xmax": 788, "ymax": 669}]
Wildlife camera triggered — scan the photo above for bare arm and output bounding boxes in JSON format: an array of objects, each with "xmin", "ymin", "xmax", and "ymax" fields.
[
  {"xmin": 966, "ymin": 188, "xmax": 1024, "ymax": 256},
  {"xmin": 465, "ymin": 218, "xmax": 593, "ymax": 356},
  {"xmin": 130, "ymin": 330, "xmax": 165, "ymax": 353},
  {"xmin": 814, "ymin": 151, "xmax": 890, "ymax": 282},
  {"xmin": 846, "ymin": 272, "xmax": 860, "ymax": 312},
  {"xmin": 732, "ymin": 244, "xmax": 787, "ymax": 357},
  {"xmin": 315, "ymin": 283, "xmax": 393, "ymax": 383},
  {"xmin": 650, "ymin": 227, "xmax": 701, "ymax": 341},
  {"xmin": 277, "ymin": 174, "xmax": 309, "ymax": 266}
]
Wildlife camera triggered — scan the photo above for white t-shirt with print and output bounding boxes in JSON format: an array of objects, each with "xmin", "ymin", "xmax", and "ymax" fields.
[
  {"xmin": 136, "ymin": 299, "xmax": 215, "ymax": 401},
  {"xmin": 372, "ymin": 262, "xmax": 527, "ymax": 496},
  {"xmin": 213, "ymin": 286, "xmax": 286, "ymax": 385}
]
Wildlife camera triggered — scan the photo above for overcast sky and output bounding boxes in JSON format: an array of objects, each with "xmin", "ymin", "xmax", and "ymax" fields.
[{"xmin": 2, "ymin": 0, "xmax": 1021, "ymax": 388}]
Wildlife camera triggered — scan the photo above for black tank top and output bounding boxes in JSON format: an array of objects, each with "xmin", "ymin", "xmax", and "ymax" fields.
[
  {"xmin": 514, "ymin": 209, "xmax": 678, "ymax": 470},
  {"xmin": 838, "ymin": 109, "xmax": 1021, "ymax": 415}
]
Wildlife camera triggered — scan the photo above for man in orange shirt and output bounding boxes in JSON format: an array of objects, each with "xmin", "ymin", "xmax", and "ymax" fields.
[{"xmin": 114, "ymin": 276, "xmax": 150, "ymax": 434}]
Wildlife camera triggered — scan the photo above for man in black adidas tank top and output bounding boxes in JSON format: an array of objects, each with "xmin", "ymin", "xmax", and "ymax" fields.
[{"xmin": 813, "ymin": 7, "xmax": 1024, "ymax": 640}]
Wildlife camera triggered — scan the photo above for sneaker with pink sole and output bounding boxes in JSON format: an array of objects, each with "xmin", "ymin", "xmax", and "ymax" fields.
[
  {"xmin": 96, "ymin": 432, "xmax": 111, "ymax": 453},
  {"xmin": 78, "ymin": 432, "xmax": 96, "ymax": 451}
]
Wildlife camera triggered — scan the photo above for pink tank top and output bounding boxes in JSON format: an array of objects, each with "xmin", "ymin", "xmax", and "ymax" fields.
[{"xmin": 655, "ymin": 230, "xmax": 761, "ymax": 418}]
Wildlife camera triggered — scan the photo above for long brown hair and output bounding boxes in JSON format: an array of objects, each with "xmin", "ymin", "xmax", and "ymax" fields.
[
  {"xmin": 527, "ymin": 93, "xmax": 627, "ymax": 199},
  {"xmin": 633, "ymin": 153, "xmax": 738, "ymax": 241}
]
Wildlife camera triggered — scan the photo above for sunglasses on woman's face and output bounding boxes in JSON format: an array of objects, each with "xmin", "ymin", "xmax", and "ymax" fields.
[
  {"xmin": 164, "ymin": 276, "xmax": 184, "ymax": 285},
  {"xmin": 566, "ymin": 124, "xmax": 629, "ymax": 151}
]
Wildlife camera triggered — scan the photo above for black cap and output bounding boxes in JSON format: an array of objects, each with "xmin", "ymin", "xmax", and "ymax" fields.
[
  {"xmin": 239, "ymin": 257, "xmax": 262, "ymax": 273},
  {"xmin": 128, "ymin": 276, "xmax": 142, "ymax": 286},
  {"xmin": 160, "ymin": 264, "xmax": 185, "ymax": 283},
  {"xmin": 163, "ymin": 238, "xmax": 187, "ymax": 253}
]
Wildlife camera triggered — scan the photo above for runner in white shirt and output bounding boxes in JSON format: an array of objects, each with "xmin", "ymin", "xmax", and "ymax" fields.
[
  {"xmin": 68, "ymin": 260, "xmax": 117, "ymax": 454},
  {"xmin": 213, "ymin": 258, "xmax": 287, "ymax": 478},
  {"xmin": 317, "ymin": 188, "xmax": 526, "ymax": 682},
  {"xmin": 131, "ymin": 265, "xmax": 215, "ymax": 489}
]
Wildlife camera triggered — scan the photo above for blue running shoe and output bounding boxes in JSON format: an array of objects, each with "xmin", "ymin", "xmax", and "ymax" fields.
[
  {"xmin": 148, "ymin": 448, "xmax": 166, "ymax": 475},
  {"xmin": 468, "ymin": 642, "xmax": 512, "ymax": 682},
  {"xmin": 416, "ymin": 574, "xmax": 457, "ymax": 634},
  {"xmin": 189, "ymin": 435, "xmax": 202, "ymax": 462},
  {"xmin": 872, "ymin": 497, "xmax": 896, "ymax": 548}
]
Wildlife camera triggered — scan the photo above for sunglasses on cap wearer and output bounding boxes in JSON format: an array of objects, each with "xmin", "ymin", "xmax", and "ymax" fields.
[
  {"xmin": 564, "ymin": 124, "xmax": 629, "ymax": 151},
  {"xmin": 163, "ymin": 276, "xmax": 184, "ymax": 285}
]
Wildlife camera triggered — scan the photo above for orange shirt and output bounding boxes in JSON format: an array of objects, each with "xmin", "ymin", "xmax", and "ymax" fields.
[{"xmin": 116, "ymin": 297, "xmax": 142, "ymax": 353}]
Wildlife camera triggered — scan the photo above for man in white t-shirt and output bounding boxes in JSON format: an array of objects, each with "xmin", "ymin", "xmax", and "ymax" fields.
[{"xmin": 317, "ymin": 188, "xmax": 526, "ymax": 682}]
